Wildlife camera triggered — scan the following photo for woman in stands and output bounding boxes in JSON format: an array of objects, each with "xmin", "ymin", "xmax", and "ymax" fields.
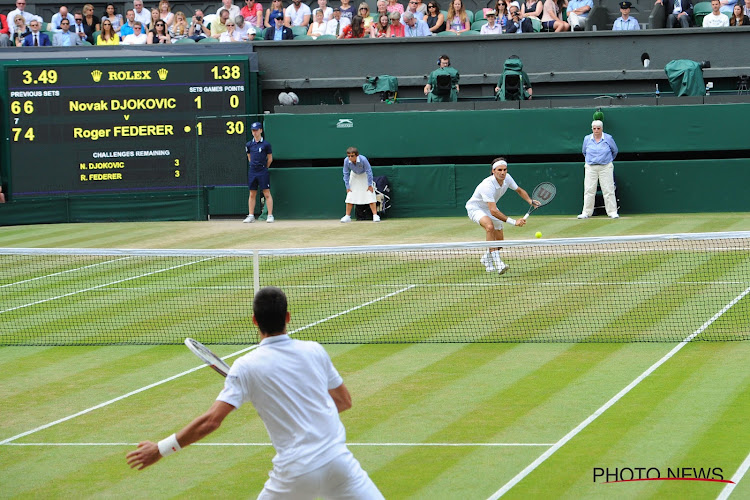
[
  {"xmin": 446, "ymin": 0, "xmax": 471, "ymax": 33},
  {"xmin": 729, "ymin": 3, "xmax": 749, "ymax": 24},
  {"xmin": 495, "ymin": 0, "xmax": 509, "ymax": 30},
  {"xmin": 159, "ymin": 0, "xmax": 174, "ymax": 27},
  {"xmin": 521, "ymin": 0, "xmax": 543, "ymax": 20},
  {"xmin": 339, "ymin": 13, "xmax": 367, "ymax": 37},
  {"xmin": 371, "ymin": 12, "xmax": 390, "ymax": 36},
  {"xmin": 307, "ymin": 9, "xmax": 327, "ymax": 37},
  {"xmin": 169, "ymin": 11, "xmax": 188, "ymax": 41},
  {"xmin": 386, "ymin": 0, "xmax": 405, "ymax": 14},
  {"xmin": 97, "ymin": 18, "xmax": 120, "ymax": 44},
  {"xmin": 101, "ymin": 3, "xmax": 123, "ymax": 32},
  {"xmin": 358, "ymin": 3, "xmax": 374, "ymax": 29},
  {"xmin": 340, "ymin": 0, "xmax": 356, "ymax": 19},
  {"xmin": 313, "ymin": 0, "xmax": 334, "ymax": 21},
  {"xmin": 426, "ymin": 1, "xmax": 446, "ymax": 32},
  {"xmin": 150, "ymin": 8, "xmax": 160, "ymax": 29},
  {"xmin": 148, "ymin": 19, "xmax": 171, "ymax": 43},
  {"xmin": 265, "ymin": 0, "xmax": 284, "ymax": 27},
  {"xmin": 219, "ymin": 18, "xmax": 241, "ymax": 40},
  {"xmin": 541, "ymin": 0, "xmax": 569, "ymax": 31},
  {"xmin": 82, "ymin": 3, "xmax": 100, "ymax": 42},
  {"xmin": 12, "ymin": 15, "xmax": 31, "ymax": 46},
  {"xmin": 386, "ymin": 10, "xmax": 405, "ymax": 35}
]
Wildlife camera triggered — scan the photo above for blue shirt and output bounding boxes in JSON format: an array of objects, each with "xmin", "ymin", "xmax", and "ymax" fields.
[
  {"xmin": 582, "ymin": 132, "xmax": 618, "ymax": 165},
  {"xmin": 120, "ymin": 23, "xmax": 134, "ymax": 37},
  {"xmin": 612, "ymin": 16, "xmax": 640, "ymax": 30},
  {"xmin": 566, "ymin": 0, "xmax": 593, "ymax": 17},
  {"xmin": 342, "ymin": 154, "xmax": 373, "ymax": 190},
  {"xmin": 273, "ymin": 26, "xmax": 284, "ymax": 40},
  {"xmin": 246, "ymin": 137, "xmax": 272, "ymax": 171}
]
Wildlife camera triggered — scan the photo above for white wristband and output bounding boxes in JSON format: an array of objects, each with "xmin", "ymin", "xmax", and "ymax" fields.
[
  {"xmin": 505, "ymin": 217, "xmax": 516, "ymax": 226},
  {"xmin": 157, "ymin": 434, "xmax": 182, "ymax": 457}
]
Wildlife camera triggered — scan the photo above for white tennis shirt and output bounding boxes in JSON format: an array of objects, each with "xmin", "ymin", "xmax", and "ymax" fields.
[
  {"xmin": 217, "ymin": 334, "xmax": 348, "ymax": 478},
  {"xmin": 465, "ymin": 173, "xmax": 519, "ymax": 213}
]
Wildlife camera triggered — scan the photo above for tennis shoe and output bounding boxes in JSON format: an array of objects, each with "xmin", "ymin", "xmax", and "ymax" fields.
[
  {"xmin": 340, "ymin": 215, "xmax": 352, "ymax": 223},
  {"xmin": 480, "ymin": 252, "xmax": 495, "ymax": 272},
  {"xmin": 609, "ymin": 214, "xmax": 619, "ymax": 219},
  {"xmin": 577, "ymin": 214, "xmax": 590, "ymax": 219},
  {"xmin": 266, "ymin": 215, "xmax": 275, "ymax": 223},
  {"xmin": 243, "ymin": 215, "xmax": 256, "ymax": 223},
  {"xmin": 373, "ymin": 214, "xmax": 381, "ymax": 222},
  {"xmin": 497, "ymin": 262, "xmax": 509, "ymax": 275}
]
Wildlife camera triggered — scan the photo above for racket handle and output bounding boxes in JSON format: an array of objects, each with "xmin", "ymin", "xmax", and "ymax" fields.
[{"xmin": 523, "ymin": 213, "xmax": 530, "ymax": 220}]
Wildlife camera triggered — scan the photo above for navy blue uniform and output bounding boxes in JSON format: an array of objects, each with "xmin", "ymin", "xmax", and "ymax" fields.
[{"xmin": 246, "ymin": 138, "xmax": 272, "ymax": 191}]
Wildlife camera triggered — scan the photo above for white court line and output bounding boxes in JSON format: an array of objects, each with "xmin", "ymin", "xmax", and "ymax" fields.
[
  {"xmin": 1, "ymin": 441, "xmax": 554, "ymax": 447},
  {"xmin": 0, "ymin": 257, "xmax": 131, "ymax": 289},
  {"xmin": 487, "ymin": 284, "xmax": 750, "ymax": 500},
  {"xmin": 0, "ymin": 285, "xmax": 415, "ymax": 445},
  {"xmin": 0, "ymin": 257, "xmax": 216, "ymax": 315},
  {"xmin": 717, "ymin": 449, "xmax": 750, "ymax": 500}
]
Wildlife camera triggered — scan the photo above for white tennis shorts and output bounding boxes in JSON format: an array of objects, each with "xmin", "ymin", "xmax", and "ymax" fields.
[
  {"xmin": 467, "ymin": 208, "xmax": 503, "ymax": 230},
  {"xmin": 257, "ymin": 450, "xmax": 384, "ymax": 500}
]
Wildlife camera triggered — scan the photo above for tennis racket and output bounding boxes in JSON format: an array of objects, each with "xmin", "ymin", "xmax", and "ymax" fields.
[
  {"xmin": 185, "ymin": 338, "xmax": 231, "ymax": 377},
  {"xmin": 523, "ymin": 182, "xmax": 557, "ymax": 220}
]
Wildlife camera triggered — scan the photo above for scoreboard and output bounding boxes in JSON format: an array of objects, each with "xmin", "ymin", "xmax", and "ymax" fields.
[{"xmin": 5, "ymin": 58, "xmax": 250, "ymax": 197}]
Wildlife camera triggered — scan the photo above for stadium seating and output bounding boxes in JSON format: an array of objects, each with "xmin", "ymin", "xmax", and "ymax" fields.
[
  {"xmin": 198, "ymin": 36, "xmax": 219, "ymax": 42},
  {"xmin": 693, "ymin": 1, "xmax": 712, "ymax": 25},
  {"xmin": 291, "ymin": 25, "xmax": 309, "ymax": 36},
  {"xmin": 471, "ymin": 19, "xmax": 488, "ymax": 29}
]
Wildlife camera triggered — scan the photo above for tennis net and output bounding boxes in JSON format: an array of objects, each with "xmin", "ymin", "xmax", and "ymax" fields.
[{"xmin": 1, "ymin": 232, "xmax": 749, "ymax": 345}]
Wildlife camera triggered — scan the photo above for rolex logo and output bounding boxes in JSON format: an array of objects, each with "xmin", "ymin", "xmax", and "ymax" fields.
[
  {"xmin": 157, "ymin": 68, "xmax": 168, "ymax": 81},
  {"xmin": 91, "ymin": 70, "xmax": 102, "ymax": 83}
]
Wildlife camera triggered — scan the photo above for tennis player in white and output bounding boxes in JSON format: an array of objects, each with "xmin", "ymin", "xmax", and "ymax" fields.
[
  {"xmin": 466, "ymin": 158, "xmax": 538, "ymax": 274},
  {"xmin": 127, "ymin": 287, "xmax": 383, "ymax": 500}
]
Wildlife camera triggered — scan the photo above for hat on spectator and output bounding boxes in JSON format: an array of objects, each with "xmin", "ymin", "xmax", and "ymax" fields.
[
  {"xmin": 486, "ymin": 9, "xmax": 497, "ymax": 16},
  {"xmin": 509, "ymin": 1, "xmax": 520, "ymax": 9},
  {"xmin": 251, "ymin": 122, "xmax": 263, "ymax": 130},
  {"xmin": 618, "ymin": 1, "xmax": 631, "ymax": 7}
]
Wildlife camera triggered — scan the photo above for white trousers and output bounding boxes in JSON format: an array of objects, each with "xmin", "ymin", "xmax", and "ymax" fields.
[
  {"xmin": 581, "ymin": 162, "xmax": 617, "ymax": 217},
  {"xmin": 258, "ymin": 450, "xmax": 384, "ymax": 500},
  {"xmin": 567, "ymin": 12, "xmax": 586, "ymax": 28}
]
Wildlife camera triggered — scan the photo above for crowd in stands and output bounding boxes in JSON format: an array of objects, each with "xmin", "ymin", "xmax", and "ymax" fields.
[{"xmin": 0, "ymin": 0, "xmax": 746, "ymax": 46}]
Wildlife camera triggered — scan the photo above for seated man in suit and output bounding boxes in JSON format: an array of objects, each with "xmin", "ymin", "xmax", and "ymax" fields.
[
  {"xmin": 424, "ymin": 54, "xmax": 460, "ymax": 102},
  {"xmin": 655, "ymin": 0, "xmax": 693, "ymax": 27},
  {"xmin": 53, "ymin": 18, "xmax": 82, "ymax": 45},
  {"xmin": 506, "ymin": 2, "xmax": 534, "ymax": 31},
  {"xmin": 22, "ymin": 19, "xmax": 51, "ymax": 45},
  {"xmin": 264, "ymin": 11, "xmax": 294, "ymax": 38}
]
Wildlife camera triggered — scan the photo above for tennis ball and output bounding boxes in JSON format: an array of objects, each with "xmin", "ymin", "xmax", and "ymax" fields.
[{"xmin": 535, "ymin": 231, "xmax": 542, "ymax": 238}]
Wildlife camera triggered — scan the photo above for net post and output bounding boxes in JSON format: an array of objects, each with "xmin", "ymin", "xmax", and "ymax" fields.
[{"xmin": 253, "ymin": 249, "xmax": 260, "ymax": 296}]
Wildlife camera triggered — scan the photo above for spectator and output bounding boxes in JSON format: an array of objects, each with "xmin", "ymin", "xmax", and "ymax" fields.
[
  {"xmin": 244, "ymin": 122, "xmax": 274, "ymax": 223},
  {"xmin": 169, "ymin": 11, "xmax": 188, "ymax": 41},
  {"xmin": 327, "ymin": 7, "xmax": 351, "ymax": 35},
  {"xmin": 50, "ymin": 6, "xmax": 75, "ymax": 31},
  {"xmin": 133, "ymin": 0, "xmax": 152, "ymax": 27},
  {"xmin": 655, "ymin": 0, "xmax": 693, "ymax": 28},
  {"xmin": 235, "ymin": 15, "xmax": 256, "ymax": 39},
  {"xmin": 81, "ymin": 3, "xmax": 101, "ymax": 42},
  {"xmin": 102, "ymin": 4, "xmax": 123, "ymax": 32},
  {"xmin": 613, "ymin": 1, "xmax": 640, "ymax": 29},
  {"xmin": 703, "ymin": 0, "xmax": 730, "ymax": 24},
  {"xmin": 446, "ymin": 0, "xmax": 471, "ymax": 33},
  {"xmin": 340, "ymin": 0, "xmax": 357, "ymax": 19},
  {"xmin": 308, "ymin": 9, "xmax": 327, "ymax": 36},
  {"xmin": 339, "ymin": 13, "xmax": 367, "ymax": 36},
  {"xmin": 386, "ymin": 10, "xmax": 405, "ymax": 34},
  {"xmin": 217, "ymin": 0, "xmax": 241, "ymax": 20},
  {"xmin": 150, "ymin": 8, "xmax": 161, "ymax": 30},
  {"xmin": 507, "ymin": 2, "xmax": 534, "ymax": 31},
  {"xmin": 374, "ymin": 0, "xmax": 389, "ymax": 21},
  {"xmin": 314, "ymin": 0, "xmax": 334, "ymax": 21},
  {"xmin": 212, "ymin": 9, "xmax": 231, "ymax": 38},
  {"xmin": 8, "ymin": 0, "xmax": 41, "ymax": 38},
  {"xmin": 481, "ymin": 9, "xmax": 503, "ymax": 32},
  {"xmin": 284, "ymin": 0, "xmax": 311, "ymax": 27},
  {"xmin": 219, "ymin": 18, "xmax": 241, "ymax": 40},
  {"xmin": 358, "ymin": 2, "xmax": 374, "ymax": 29},
  {"xmin": 425, "ymin": 54, "xmax": 460, "ymax": 102},
  {"xmin": 745, "ymin": 0, "xmax": 750, "ymax": 18},
  {"xmin": 340, "ymin": 147, "xmax": 379, "ymax": 223},
  {"xmin": 264, "ymin": 11, "xmax": 294, "ymax": 38},
  {"xmin": 495, "ymin": 0, "xmax": 509, "ymax": 30},
  {"xmin": 495, "ymin": 54, "xmax": 533, "ymax": 99},
  {"xmin": 370, "ymin": 12, "xmax": 390, "ymax": 35},
  {"xmin": 265, "ymin": 0, "xmax": 285, "ymax": 27},
  {"xmin": 386, "ymin": 0, "xmax": 405, "ymax": 14},
  {"xmin": 71, "ymin": 10, "xmax": 88, "ymax": 42},
  {"xmin": 0, "ymin": 13, "xmax": 9, "ymax": 47},
  {"xmin": 415, "ymin": 0, "xmax": 429, "ymax": 14},
  {"xmin": 12, "ymin": 15, "xmax": 30, "ymax": 46},
  {"xmin": 729, "ymin": 3, "xmax": 750, "ymax": 23},
  {"xmin": 122, "ymin": 21, "xmax": 148, "ymax": 43},
  {"xmin": 22, "ymin": 19, "xmax": 50, "ymax": 45},
  {"xmin": 720, "ymin": 0, "xmax": 736, "ymax": 15},
  {"xmin": 159, "ymin": 0, "xmax": 174, "ymax": 27},
  {"xmin": 53, "ymin": 18, "xmax": 82, "ymax": 45},
  {"xmin": 241, "ymin": 0, "xmax": 264, "ymax": 28},
  {"xmin": 120, "ymin": 10, "xmax": 136, "ymax": 37},
  {"xmin": 522, "ymin": 0, "xmax": 544, "ymax": 18},
  {"xmin": 578, "ymin": 120, "xmax": 619, "ymax": 219},
  {"xmin": 188, "ymin": 10, "xmax": 209, "ymax": 40},
  {"xmin": 148, "ymin": 19, "xmax": 171, "ymax": 42},
  {"xmin": 425, "ymin": 1, "xmax": 446, "ymax": 32},
  {"xmin": 541, "ymin": 0, "xmax": 569, "ymax": 31},
  {"xmin": 466, "ymin": 158, "xmax": 535, "ymax": 274},
  {"xmin": 403, "ymin": 0, "xmax": 426, "ymax": 20},
  {"xmin": 566, "ymin": 0, "xmax": 592, "ymax": 29},
  {"xmin": 97, "ymin": 18, "xmax": 120, "ymax": 44},
  {"xmin": 403, "ymin": 10, "xmax": 432, "ymax": 34}
]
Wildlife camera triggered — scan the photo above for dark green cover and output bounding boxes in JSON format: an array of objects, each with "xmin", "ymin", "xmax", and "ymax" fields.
[{"xmin": 665, "ymin": 60, "xmax": 706, "ymax": 97}]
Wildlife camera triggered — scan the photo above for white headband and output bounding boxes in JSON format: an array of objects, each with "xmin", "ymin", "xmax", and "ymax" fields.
[{"xmin": 492, "ymin": 160, "xmax": 508, "ymax": 170}]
